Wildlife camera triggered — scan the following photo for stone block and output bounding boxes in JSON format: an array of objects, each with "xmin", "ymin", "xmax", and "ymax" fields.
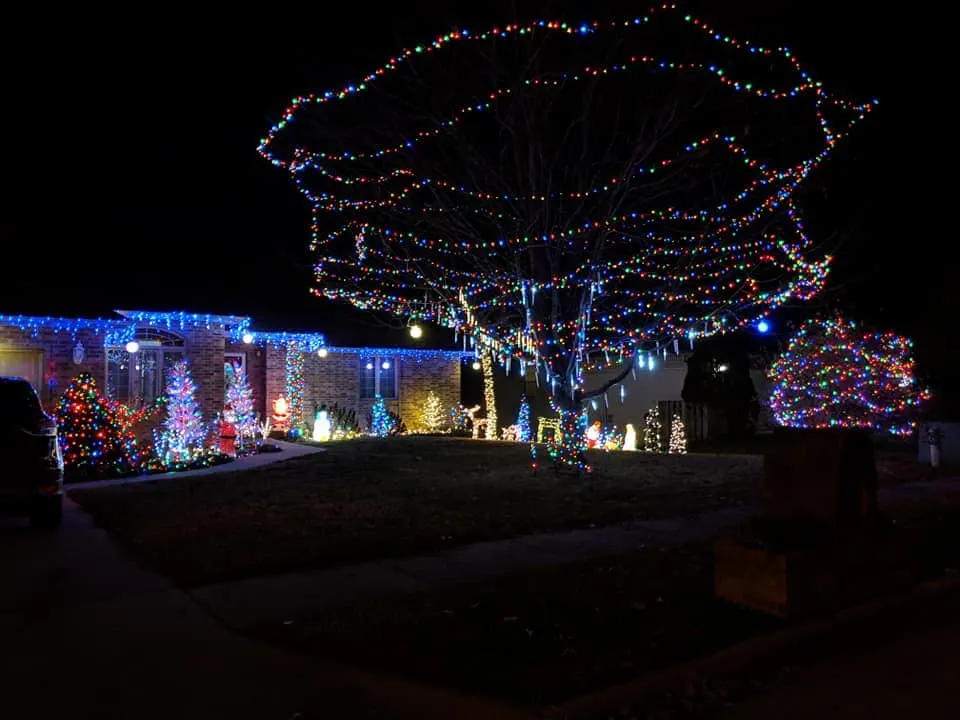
[{"xmin": 762, "ymin": 428, "xmax": 878, "ymax": 530}]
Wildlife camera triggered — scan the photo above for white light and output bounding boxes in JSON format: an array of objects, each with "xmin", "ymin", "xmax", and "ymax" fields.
[
  {"xmin": 241, "ymin": 332, "xmax": 254, "ymax": 344},
  {"xmin": 718, "ymin": 363, "xmax": 729, "ymax": 373},
  {"xmin": 471, "ymin": 360, "xmax": 481, "ymax": 370},
  {"xmin": 366, "ymin": 362, "xmax": 374, "ymax": 370},
  {"xmin": 125, "ymin": 340, "xmax": 140, "ymax": 354},
  {"xmin": 381, "ymin": 360, "xmax": 391, "ymax": 370},
  {"xmin": 317, "ymin": 347, "xmax": 328, "ymax": 358},
  {"xmin": 409, "ymin": 324, "xmax": 423, "ymax": 339}
]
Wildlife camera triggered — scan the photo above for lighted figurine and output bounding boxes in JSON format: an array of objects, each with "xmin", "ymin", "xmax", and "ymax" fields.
[
  {"xmin": 585, "ymin": 420, "xmax": 602, "ymax": 448},
  {"xmin": 466, "ymin": 404, "xmax": 484, "ymax": 439},
  {"xmin": 313, "ymin": 406, "xmax": 331, "ymax": 442},
  {"xmin": 219, "ymin": 405, "xmax": 237, "ymax": 456},
  {"xmin": 623, "ymin": 423, "xmax": 637, "ymax": 451},
  {"xmin": 272, "ymin": 396, "xmax": 291, "ymax": 433}
]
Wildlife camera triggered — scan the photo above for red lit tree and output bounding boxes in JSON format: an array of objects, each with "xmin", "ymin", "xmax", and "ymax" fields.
[
  {"xmin": 768, "ymin": 315, "xmax": 930, "ymax": 436},
  {"xmin": 259, "ymin": 7, "xmax": 871, "ymax": 469}
]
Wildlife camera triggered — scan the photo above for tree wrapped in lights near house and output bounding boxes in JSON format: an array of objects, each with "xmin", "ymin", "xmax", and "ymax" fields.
[
  {"xmin": 156, "ymin": 360, "xmax": 206, "ymax": 463},
  {"xmin": 515, "ymin": 395, "xmax": 531, "ymax": 443},
  {"xmin": 768, "ymin": 315, "xmax": 930, "ymax": 436},
  {"xmin": 668, "ymin": 414, "xmax": 687, "ymax": 454},
  {"xmin": 225, "ymin": 361, "xmax": 256, "ymax": 445},
  {"xmin": 643, "ymin": 404, "xmax": 663, "ymax": 453},
  {"xmin": 56, "ymin": 373, "xmax": 142, "ymax": 478},
  {"xmin": 258, "ymin": 6, "xmax": 872, "ymax": 471},
  {"xmin": 420, "ymin": 390, "xmax": 446, "ymax": 432},
  {"xmin": 370, "ymin": 394, "xmax": 399, "ymax": 437}
]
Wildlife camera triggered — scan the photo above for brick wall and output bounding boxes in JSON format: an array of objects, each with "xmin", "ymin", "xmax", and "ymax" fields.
[
  {"xmin": 264, "ymin": 345, "xmax": 286, "ymax": 418},
  {"xmin": 225, "ymin": 342, "xmax": 268, "ymax": 419},
  {"xmin": 398, "ymin": 356, "xmax": 461, "ymax": 431},
  {"xmin": 0, "ymin": 326, "xmax": 107, "ymax": 411},
  {"xmin": 303, "ymin": 351, "xmax": 359, "ymax": 417},
  {"xmin": 181, "ymin": 327, "xmax": 225, "ymax": 428}
]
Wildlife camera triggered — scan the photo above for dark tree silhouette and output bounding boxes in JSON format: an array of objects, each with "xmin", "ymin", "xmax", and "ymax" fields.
[{"xmin": 259, "ymin": 6, "xmax": 872, "ymax": 469}]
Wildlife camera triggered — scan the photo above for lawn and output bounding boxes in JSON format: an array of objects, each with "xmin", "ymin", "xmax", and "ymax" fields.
[
  {"xmin": 70, "ymin": 437, "xmax": 760, "ymax": 586},
  {"xmin": 255, "ymin": 498, "xmax": 960, "ymax": 710}
]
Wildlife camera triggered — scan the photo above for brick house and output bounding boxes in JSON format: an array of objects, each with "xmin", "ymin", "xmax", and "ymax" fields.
[{"xmin": 0, "ymin": 310, "xmax": 465, "ymax": 433}]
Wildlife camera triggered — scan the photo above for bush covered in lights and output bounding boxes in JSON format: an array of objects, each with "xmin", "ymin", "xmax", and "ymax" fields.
[
  {"xmin": 56, "ymin": 373, "xmax": 144, "ymax": 480},
  {"xmin": 768, "ymin": 315, "xmax": 930, "ymax": 436}
]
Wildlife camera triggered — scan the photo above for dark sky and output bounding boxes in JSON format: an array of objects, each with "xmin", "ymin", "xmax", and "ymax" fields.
[{"xmin": 1, "ymin": 2, "xmax": 920, "ymax": 346}]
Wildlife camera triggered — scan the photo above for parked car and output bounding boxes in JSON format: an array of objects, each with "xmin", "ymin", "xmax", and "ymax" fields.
[{"xmin": 0, "ymin": 376, "xmax": 63, "ymax": 529}]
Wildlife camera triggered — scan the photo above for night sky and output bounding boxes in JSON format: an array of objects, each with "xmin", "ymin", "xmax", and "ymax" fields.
[{"xmin": 1, "ymin": 3, "xmax": 923, "ymax": 348}]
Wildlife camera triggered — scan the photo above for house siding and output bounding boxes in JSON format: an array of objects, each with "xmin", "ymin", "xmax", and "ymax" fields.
[{"xmin": 0, "ymin": 326, "xmax": 107, "ymax": 411}]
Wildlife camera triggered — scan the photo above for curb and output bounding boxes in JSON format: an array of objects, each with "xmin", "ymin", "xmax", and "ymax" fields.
[{"xmin": 549, "ymin": 574, "xmax": 960, "ymax": 720}]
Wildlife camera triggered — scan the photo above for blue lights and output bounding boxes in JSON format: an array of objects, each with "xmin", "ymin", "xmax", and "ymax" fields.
[
  {"xmin": 757, "ymin": 319, "xmax": 771, "ymax": 334},
  {"xmin": 0, "ymin": 314, "xmax": 135, "ymax": 344}
]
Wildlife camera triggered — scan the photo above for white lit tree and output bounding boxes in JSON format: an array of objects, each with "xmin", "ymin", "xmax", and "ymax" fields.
[
  {"xmin": 225, "ymin": 361, "xmax": 256, "ymax": 445},
  {"xmin": 643, "ymin": 404, "xmax": 663, "ymax": 454},
  {"xmin": 668, "ymin": 414, "xmax": 687, "ymax": 454},
  {"xmin": 156, "ymin": 360, "xmax": 206, "ymax": 463},
  {"xmin": 420, "ymin": 390, "xmax": 446, "ymax": 433},
  {"xmin": 258, "ymin": 7, "xmax": 871, "ymax": 470}
]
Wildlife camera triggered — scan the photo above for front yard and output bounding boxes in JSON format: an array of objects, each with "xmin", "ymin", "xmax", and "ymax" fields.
[{"xmin": 70, "ymin": 437, "xmax": 760, "ymax": 586}]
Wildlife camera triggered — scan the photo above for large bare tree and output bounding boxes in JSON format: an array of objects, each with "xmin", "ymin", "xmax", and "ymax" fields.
[{"xmin": 259, "ymin": 6, "xmax": 871, "ymax": 469}]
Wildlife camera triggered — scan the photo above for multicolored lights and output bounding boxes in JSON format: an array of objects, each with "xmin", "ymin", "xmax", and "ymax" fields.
[
  {"xmin": 155, "ymin": 359, "xmax": 207, "ymax": 463},
  {"xmin": 767, "ymin": 316, "xmax": 929, "ymax": 437},
  {"xmin": 258, "ymin": 4, "xmax": 871, "ymax": 469}
]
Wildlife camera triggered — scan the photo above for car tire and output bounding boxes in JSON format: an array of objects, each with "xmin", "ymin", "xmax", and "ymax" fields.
[{"xmin": 30, "ymin": 496, "xmax": 63, "ymax": 531}]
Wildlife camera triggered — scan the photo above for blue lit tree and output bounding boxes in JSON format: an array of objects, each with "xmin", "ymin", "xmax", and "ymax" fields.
[
  {"xmin": 515, "ymin": 395, "xmax": 531, "ymax": 443},
  {"xmin": 370, "ymin": 394, "xmax": 393, "ymax": 437}
]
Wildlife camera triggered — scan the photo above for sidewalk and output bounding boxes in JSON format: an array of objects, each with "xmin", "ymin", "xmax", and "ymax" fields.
[
  {"xmin": 191, "ymin": 478, "xmax": 960, "ymax": 631},
  {"xmin": 0, "ymin": 499, "xmax": 529, "ymax": 720},
  {"xmin": 67, "ymin": 440, "xmax": 325, "ymax": 489}
]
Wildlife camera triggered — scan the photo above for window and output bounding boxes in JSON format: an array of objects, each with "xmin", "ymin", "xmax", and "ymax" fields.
[
  {"xmin": 106, "ymin": 329, "xmax": 184, "ymax": 407},
  {"xmin": 359, "ymin": 356, "xmax": 397, "ymax": 399}
]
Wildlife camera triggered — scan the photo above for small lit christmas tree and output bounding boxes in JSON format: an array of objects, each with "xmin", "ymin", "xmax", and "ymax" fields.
[
  {"xmin": 56, "ymin": 373, "xmax": 142, "ymax": 478},
  {"xmin": 225, "ymin": 362, "xmax": 256, "ymax": 445},
  {"xmin": 515, "ymin": 395, "xmax": 531, "ymax": 442},
  {"xmin": 157, "ymin": 359, "xmax": 206, "ymax": 463},
  {"xmin": 371, "ymin": 394, "xmax": 393, "ymax": 437},
  {"xmin": 668, "ymin": 414, "xmax": 687, "ymax": 454},
  {"xmin": 643, "ymin": 404, "xmax": 663, "ymax": 453},
  {"xmin": 420, "ymin": 390, "xmax": 445, "ymax": 433},
  {"xmin": 768, "ymin": 315, "xmax": 930, "ymax": 436},
  {"xmin": 450, "ymin": 403, "xmax": 470, "ymax": 434}
]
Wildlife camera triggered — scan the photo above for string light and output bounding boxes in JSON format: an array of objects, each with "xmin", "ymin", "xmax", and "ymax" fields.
[
  {"xmin": 515, "ymin": 395, "xmax": 531, "ymax": 443},
  {"xmin": 258, "ymin": 4, "xmax": 871, "ymax": 470},
  {"xmin": 155, "ymin": 359, "xmax": 207, "ymax": 464},
  {"xmin": 55, "ymin": 373, "xmax": 143, "ymax": 478},
  {"xmin": 370, "ymin": 394, "xmax": 394, "ymax": 436},
  {"xmin": 481, "ymin": 352, "xmax": 497, "ymax": 439},
  {"xmin": 643, "ymin": 405, "xmax": 664, "ymax": 453},
  {"xmin": 225, "ymin": 361, "xmax": 257, "ymax": 445},
  {"xmin": 668, "ymin": 414, "xmax": 687, "ymax": 454},
  {"xmin": 768, "ymin": 315, "xmax": 930, "ymax": 437},
  {"xmin": 284, "ymin": 341, "xmax": 306, "ymax": 432}
]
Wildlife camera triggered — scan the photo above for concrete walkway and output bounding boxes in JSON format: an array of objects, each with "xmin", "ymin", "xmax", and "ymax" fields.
[
  {"xmin": 68, "ymin": 439, "xmax": 326, "ymax": 489},
  {"xmin": 191, "ymin": 478, "xmax": 960, "ymax": 631},
  {"xmin": 0, "ymin": 499, "xmax": 529, "ymax": 720}
]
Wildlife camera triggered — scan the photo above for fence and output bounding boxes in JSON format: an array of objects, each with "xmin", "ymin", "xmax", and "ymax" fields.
[{"xmin": 659, "ymin": 400, "xmax": 709, "ymax": 443}]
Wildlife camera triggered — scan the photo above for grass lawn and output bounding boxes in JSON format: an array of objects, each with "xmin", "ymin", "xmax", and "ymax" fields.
[
  {"xmin": 70, "ymin": 437, "xmax": 760, "ymax": 587},
  {"xmin": 255, "ymin": 499, "xmax": 960, "ymax": 710}
]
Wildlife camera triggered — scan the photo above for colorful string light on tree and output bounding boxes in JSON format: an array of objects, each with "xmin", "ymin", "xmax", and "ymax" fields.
[
  {"xmin": 258, "ymin": 4, "xmax": 872, "ymax": 471},
  {"xmin": 284, "ymin": 342, "xmax": 305, "ymax": 434},
  {"xmin": 55, "ymin": 373, "xmax": 142, "ymax": 479},
  {"xmin": 515, "ymin": 395, "xmax": 531, "ymax": 443},
  {"xmin": 370, "ymin": 394, "xmax": 394, "ymax": 437},
  {"xmin": 155, "ymin": 360, "xmax": 206, "ymax": 464},
  {"xmin": 768, "ymin": 315, "xmax": 929, "ymax": 436}
]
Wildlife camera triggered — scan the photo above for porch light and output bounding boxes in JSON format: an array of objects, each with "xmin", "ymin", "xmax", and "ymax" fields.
[
  {"xmin": 125, "ymin": 340, "xmax": 140, "ymax": 354},
  {"xmin": 366, "ymin": 361, "xmax": 374, "ymax": 370},
  {"xmin": 317, "ymin": 347, "xmax": 328, "ymax": 357},
  {"xmin": 241, "ymin": 332, "xmax": 254, "ymax": 344},
  {"xmin": 381, "ymin": 360, "xmax": 391, "ymax": 370},
  {"xmin": 471, "ymin": 360, "xmax": 481, "ymax": 370},
  {"xmin": 408, "ymin": 323, "xmax": 423, "ymax": 339}
]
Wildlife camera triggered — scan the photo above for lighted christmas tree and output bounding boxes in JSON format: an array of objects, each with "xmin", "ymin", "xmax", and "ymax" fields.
[
  {"xmin": 225, "ymin": 362, "xmax": 256, "ymax": 444},
  {"xmin": 668, "ymin": 414, "xmax": 687, "ymax": 454},
  {"xmin": 643, "ymin": 405, "xmax": 663, "ymax": 453},
  {"xmin": 259, "ymin": 6, "xmax": 871, "ymax": 470},
  {"xmin": 157, "ymin": 359, "xmax": 206, "ymax": 463},
  {"xmin": 450, "ymin": 403, "xmax": 470, "ymax": 434},
  {"xmin": 56, "ymin": 373, "xmax": 142, "ymax": 478},
  {"xmin": 420, "ymin": 390, "xmax": 445, "ymax": 432},
  {"xmin": 768, "ymin": 315, "xmax": 930, "ymax": 436},
  {"xmin": 370, "ymin": 394, "xmax": 393, "ymax": 437},
  {"xmin": 515, "ymin": 395, "xmax": 531, "ymax": 443}
]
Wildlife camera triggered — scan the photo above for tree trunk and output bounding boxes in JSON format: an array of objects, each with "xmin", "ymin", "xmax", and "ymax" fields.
[
  {"xmin": 481, "ymin": 352, "xmax": 497, "ymax": 440},
  {"xmin": 534, "ymin": 394, "xmax": 589, "ymax": 474}
]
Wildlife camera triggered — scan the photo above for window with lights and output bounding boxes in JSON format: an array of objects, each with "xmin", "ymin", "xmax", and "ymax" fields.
[{"xmin": 359, "ymin": 356, "xmax": 397, "ymax": 399}]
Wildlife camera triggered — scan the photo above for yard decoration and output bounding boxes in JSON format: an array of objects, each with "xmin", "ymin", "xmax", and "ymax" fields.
[
  {"xmin": 515, "ymin": 395, "xmax": 531, "ymax": 443},
  {"xmin": 450, "ymin": 403, "xmax": 471, "ymax": 435},
  {"xmin": 623, "ymin": 423, "xmax": 637, "ymax": 451},
  {"xmin": 768, "ymin": 315, "xmax": 930, "ymax": 436},
  {"xmin": 258, "ymin": 5, "xmax": 871, "ymax": 473},
  {"xmin": 668, "ymin": 414, "xmax": 687, "ymax": 454},
  {"xmin": 225, "ymin": 360, "xmax": 256, "ymax": 447},
  {"xmin": 420, "ymin": 390, "xmax": 446, "ymax": 433},
  {"xmin": 219, "ymin": 407, "xmax": 238, "ymax": 456},
  {"xmin": 313, "ymin": 406, "xmax": 332, "ymax": 442},
  {"xmin": 585, "ymin": 421, "xmax": 602, "ymax": 448},
  {"xmin": 155, "ymin": 359, "xmax": 207, "ymax": 464},
  {"xmin": 56, "ymin": 372, "xmax": 143, "ymax": 479},
  {"xmin": 370, "ymin": 394, "xmax": 404, "ymax": 436},
  {"xmin": 481, "ymin": 352, "xmax": 497, "ymax": 440},
  {"xmin": 272, "ymin": 395, "xmax": 291, "ymax": 433},
  {"xmin": 643, "ymin": 404, "xmax": 663, "ymax": 453},
  {"xmin": 501, "ymin": 424, "xmax": 518, "ymax": 441}
]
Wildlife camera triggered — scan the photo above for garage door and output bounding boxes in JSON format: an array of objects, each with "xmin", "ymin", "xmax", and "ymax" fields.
[{"xmin": 0, "ymin": 350, "xmax": 43, "ymax": 388}]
